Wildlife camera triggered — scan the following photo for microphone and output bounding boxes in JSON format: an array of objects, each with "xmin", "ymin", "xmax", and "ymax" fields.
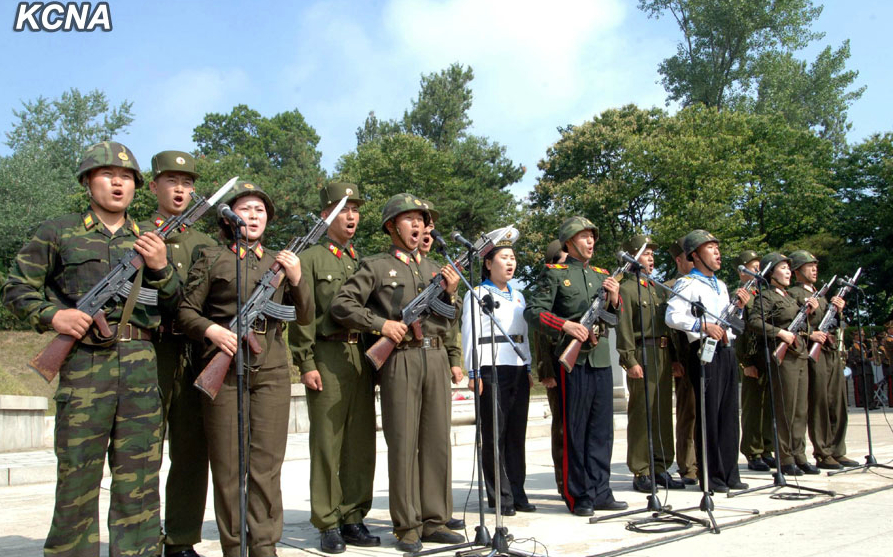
[
  {"xmin": 738, "ymin": 265, "xmax": 768, "ymax": 283},
  {"xmin": 450, "ymin": 230, "xmax": 475, "ymax": 250},
  {"xmin": 618, "ymin": 251, "xmax": 642, "ymax": 270},
  {"xmin": 430, "ymin": 229, "xmax": 448, "ymax": 248},
  {"xmin": 217, "ymin": 204, "xmax": 246, "ymax": 227}
]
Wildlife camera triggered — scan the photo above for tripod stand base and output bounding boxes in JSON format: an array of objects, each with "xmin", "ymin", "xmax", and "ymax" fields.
[
  {"xmin": 728, "ymin": 470, "xmax": 836, "ymax": 498},
  {"xmin": 827, "ymin": 457, "xmax": 893, "ymax": 477}
]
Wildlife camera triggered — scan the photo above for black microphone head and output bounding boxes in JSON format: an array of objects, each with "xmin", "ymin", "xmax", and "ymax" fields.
[
  {"xmin": 738, "ymin": 265, "xmax": 746, "ymax": 274},
  {"xmin": 430, "ymin": 229, "xmax": 447, "ymax": 245},
  {"xmin": 217, "ymin": 203, "xmax": 229, "ymax": 219},
  {"xmin": 449, "ymin": 230, "xmax": 463, "ymax": 242}
]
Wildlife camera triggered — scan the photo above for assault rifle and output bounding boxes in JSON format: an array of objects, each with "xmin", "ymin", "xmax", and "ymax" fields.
[
  {"xmin": 719, "ymin": 264, "xmax": 773, "ymax": 336},
  {"xmin": 365, "ymin": 225, "xmax": 517, "ymax": 371},
  {"xmin": 194, "ymin": 195, "xmax": 348, "ymax": 399},
  {"xmin": 808, "ymin": 268, "xmax": 861, "ymax": 362},
  {"xmin": 557, "ymin": 243, "xmax": 647, "ymax": 371},
  {"xmin": 773, "ymin": 275, "xmax": 836, "ymax": 362},
  {"xmin": 29, "ymin": 177, "xmax": 238, "ymax": 383}
]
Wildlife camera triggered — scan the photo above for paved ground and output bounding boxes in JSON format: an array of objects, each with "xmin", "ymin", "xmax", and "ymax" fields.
[{"xmin": 1, "ymin": 406, "xmax": 892, "ymax": 556}]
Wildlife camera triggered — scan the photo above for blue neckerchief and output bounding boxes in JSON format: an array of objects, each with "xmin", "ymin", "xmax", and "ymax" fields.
[
  {"xmin": 689, "ymin": 268, "xmax": 720, "ymax": 294},
  {"xmin": 482, "ymin": 279, "xmax": 513, "ymax": 301}
]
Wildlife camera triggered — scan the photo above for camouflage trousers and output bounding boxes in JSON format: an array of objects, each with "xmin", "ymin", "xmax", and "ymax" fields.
[{"xmin": 45, "ymin": 340, "xmax": 163, "ymax": 557}]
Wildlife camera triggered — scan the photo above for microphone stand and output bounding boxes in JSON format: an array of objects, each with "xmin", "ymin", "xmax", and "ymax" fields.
[
  {"xmin": 828, "ymin": 286, "xmax": 893, "ymax": 476},
  {"xmin": 233, "ymin": 225, "xmax": 248, "ymax": 557},
  {"xmin": 728, "ymin": 274, "xmax": 835, "ymax": 499},
  {"xmin": 590, "ymin": 259, "xmax": 701, "ymax": 532}
]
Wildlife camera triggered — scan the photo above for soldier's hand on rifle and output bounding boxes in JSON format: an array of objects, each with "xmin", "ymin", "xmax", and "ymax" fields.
[
  {"xmin": 810, "ymin": 331, "xmax": 828, "ymax": 345},
  {"xmin": 301, "ymin": 370, "xmax": 323, "ymax": 391},
  {"xmin": 626, "ymin": 364, "xmax": 643, "ymax": 379},
  {"xmin": 277, "ymin": 251, "xmax": 303, "ymax": 286},
  {"xmin": 51, "ymin": 308, "xmax": 93, "ymax": 338},
  {"xmin": 451, "ymin": 366, "xmax": 464, "ymax": 385},
  {"xmin": 777, "ymin": 329, "xmax": 796, "ymax": 345},
  {"xmin": 562, "ymin": 320, "xmax": 590, "ymax": 342},
  {"xmin": 441, "ymin": 264, "xmax": 460, "ymax": 294},
  {"xmin": 382, "ymin": 320, "xmax": 408, "ymax": 343},
  {"xmin": 743, "ymin": 365, "xmax": 759, "ymax": 378},
  {"xmin": 831, "ymin": 296, "xmax": 845, "ymax": 311},
  {"xmin": 134, "ymin": 231, "xmax": 169, "ymax": 270},
  {"xmin": 602, "ymin": 276, "xmax": 620, "ymax": 306},
  {"xmin": 805, "ymin": 297, "xmax": 819, "ymax": 314},
  {"xmin": 735, "ymin": 287, "xmax": 751, "ymax": 308},
  {"xmin": 704, "ymin": 322, "xmax": 725, "ymax": 340},
  {"xmin": 205, "ymin": 324, "xmax": 238, "ymax": 356}
]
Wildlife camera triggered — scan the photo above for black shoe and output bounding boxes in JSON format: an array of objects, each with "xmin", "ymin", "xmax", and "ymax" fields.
[
  {"xmin": 728, "ymin": 481, "xmax": 749, "ymax": 490},
  {"xmin": 633, "ymin": 475, "xmax": 653, "ymax": 493},
  {"xmin": 762, "ymin": 454, "xmax": 777, "ymax": 468},
  {"xmin": 319, "ymin": 528, "xmax": 346, "ymax": 554},
  {"xmin": 396, "ymin": 530, "xmax": 422, "ymax": 553},
  {"xmin": 781, "ymin": 463, "xmax": 803, "ymax": 476},
  {"xmin": 572, "ymin": 504, "xmax": 594, "ymax": 516},
  {"xmin": 711, "ymin": 484, "xmax": 729, "ymax": 493},
  {"xmin": 797, "ymin": 461, "xmax": 820, "ymax": 475},
  {"xmin": 834, "ymin": 455, "xmax": 859, "ymax": 467},
  {"xmin": 421, "ymin": 526, "xmax": 464, "ymax": 544},
  {"xmin": 500, "ymin": 505, "xmax": 516, "ymax": 516},
  {"xmin": 593, "ymin": 500, "xmax": 628, "ymax": 511},
  {"xmin": 747, "ymin": 456, "xmax": 770, "ymax": 472},
  {"xmin": 679, "ymin": 473, "xmax": 697, "ymax": 485},
  {"xmin": 340, "ymin": 522, "xmax": 380, "ymax": 547},
  {"xmin": 656, "ymin": 471, "xmax": 685, "ymax": 489},
  {"xmin": 514, "ymin": 502, "xmax": 536, "ymax": 512},
  {"xmin": 164, "ymin": 550, "xmax": 203, "ymax": 557},
  {"xmin": 445, "ymin": 517, "xmax": 465, "ymax": 530},
  {"xmin": 816, "ymin": 457, "xmax": 842, "ymax": 470}
]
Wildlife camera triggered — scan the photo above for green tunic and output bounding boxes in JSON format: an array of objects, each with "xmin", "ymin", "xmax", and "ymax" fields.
[{"xmin": 737, "ymin": 282, "xmax": 774, "ymax": 460}]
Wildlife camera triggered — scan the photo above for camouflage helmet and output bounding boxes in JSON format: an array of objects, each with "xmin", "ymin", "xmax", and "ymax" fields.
[
  {"xmin": 221, "ymin": 180, "xmax": 276, "ymax": 223},
  {"xmin": 622, "ymin": 234, "xmax": 658, "ymax": 255},
  {"xmin": 736, "ymin": 249, "xmax": 760, "ymax": 268},
  {"xmin": 788, "ymin": 249, "xmax": 818, "ymax": 271},
  {"xmin": 682, "ymin": 229, "xmax": 719, "ymax": 261},
  {"xmin": 419, "ymin": 199, "xmax": 440, "ymax": 224},
  {"xmin": 320, "ymin": 181, "xmax": 363, "ymax": 210},
  {"xmin": 558, "ymin": 216, "xmax": 598, "ymax": 245},
  {"xmin": 668, "ymin": 237, "xmax": 685, "ymax": 259},
  {"xmin": 380, "ymin": 193, "xmax": 430, "ymax": 234},
  {"xmin": 760, "ymin": 252, "xmax": 791, "ymax": 275},
  {"xmin": 77, "ymin": 141, "xmax": 143, "ymax": 187},
  {"xmin": 544, "ymin": 239, "xmax": 565, "ymax": 263},
  {"xmin": 150, "ymin": 150, "xmax": 199, "ymax": 180}
]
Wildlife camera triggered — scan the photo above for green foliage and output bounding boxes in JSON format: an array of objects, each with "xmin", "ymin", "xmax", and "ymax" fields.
[{"xmin": 192, "ymin": 105, "xmax": 325, "ymax": 248}]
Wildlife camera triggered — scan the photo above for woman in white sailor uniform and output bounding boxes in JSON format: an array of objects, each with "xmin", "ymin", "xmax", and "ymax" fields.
[{"xmin": 462, "ymin": 237, "xmax": 534, "ymax": 515}]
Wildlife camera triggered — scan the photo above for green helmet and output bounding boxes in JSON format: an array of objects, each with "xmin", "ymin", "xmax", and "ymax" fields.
[
  {"xmin": 320, "ymin": 181, "xmax": 363, "ymax": 210},
  {"xmin": 622, "ymin": 234, "xmax": 657, "ymax": 255},
  {"xmin": 220, "ymin": 180, "xmax": 276, "ymax": 223},
  {"xmin": 788, "ymin": 249, "xmax": 818, "ymax": 271},
  {"xmin": 760, "ymin": 252, "xmax": 791, "ymax": 275},
  {"xmin": 736, "ymin": 249, "xmax": 760, "ymax": 267},
  {"xmin": 380, "ymin": 193, "xmax": 430, "ymax": 234},
  {"xmin": 559, "ymin": 216, "xmax": 598, "ymax": 245},
  {"xmin": 77, "ymin": 141, "xmax": 143, "ymax": 187},
  {"xmin": 150, "ymin": 150, "xmax": 199, "ymax": 180},
  {"xmin": 545, "ymin": 239, "xmax": 564, "ymax": 263},
  {"xmin": 682, "ymin": 229, "xmax": 719, "ymax": 261},
  {"xmin": 668, "ymin": 237, "xmax": 685, "ymax": 259},
  {"xmin": 419, "ymin": 199, "xmax": 440, "ymax": 224}
]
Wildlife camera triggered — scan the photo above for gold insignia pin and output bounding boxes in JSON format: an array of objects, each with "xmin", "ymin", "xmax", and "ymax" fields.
[
  {"xmin": 175, "ymin": 156, "xmax": 186, "ymax": 165},
  {"xmin": 414, "ymin": 199, "xmax": 422, "ymax": 206},
  {"xmin": 564, "ymin": 279, "xmax": 571, "ymax": 287},
  {"xmin": 388, "ymin": 269, "xmax": 397, "ymax": 277},
  {"xmin": 244, "ymin": 183, "xmax": 255, "ymax": 189},
  {"xmin": 117, "ymin": 152, "xmax": 129, "ymax": 161},
  {"xmin": 345, "ymin": 188, "xmax": 353, "ymax": 195}
]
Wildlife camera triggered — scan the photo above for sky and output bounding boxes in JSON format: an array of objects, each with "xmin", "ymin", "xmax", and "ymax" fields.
[{"xmin": 1, "ymin": 0, "xmax": 891, "ymax": 200}]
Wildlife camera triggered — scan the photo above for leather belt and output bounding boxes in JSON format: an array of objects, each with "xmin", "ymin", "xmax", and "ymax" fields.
[
  {"xmin": 82, "ymin": 323, "xmax": 153, "ymax": 346},
  {"xmin": 158, "ymin": 320, "xmax": 184, "ymax": 337},
  {"xmin": 642, "ymin": 336, "xmax": 669, "ymax": 348},
  {"xmin": 319, "ymin": 331, "xmax": 360, "ymax": 344},
  {"xmin": 479, "ymin": 334, "xmax": 524, "ymax": 345},
  {"xmin": 252, "ymin": 318, "xmax": 284, "ymax": 336},
  {"xmin": 397, "ymin": 336, "xmax": 441, "ymax": 350}
]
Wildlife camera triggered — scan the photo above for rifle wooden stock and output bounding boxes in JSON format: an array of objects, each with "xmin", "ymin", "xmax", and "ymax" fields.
[
  {"xmin": 807, "ymin": 342, "xmax": 822, "ymax": 362},
  {"xmin": 558, "ymin": 339, "xmax": 582, "ymax": 371},
  {"xmin": 28, "ymin": 311, "xmax": 113, "ymax": 382},
  {"xmin": 365, "ymin": 336, "xmax": 396, "ymax": 371},
  {"xmin": 194, "ymin": 331, "xmax": 264, "ymax": 400},
  {"xmin": 773, "ymin": 335, "xmax": 799, "ymax": 363}
]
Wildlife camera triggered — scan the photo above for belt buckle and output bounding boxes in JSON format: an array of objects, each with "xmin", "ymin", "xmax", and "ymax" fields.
[
  {"xmin": 119, "ymin": 324, "xmax": 132, "ymax": 342},
  {"xmin": 347, "ymin": 332, "xmax": 359, "ymax": 344},
  {"xmin": 422, "ymin": 337, "xmax": 433, "ymax": 349},
  {"xmin": 254, "ymin": 319, "xmax": 268, "ymax": 335}
]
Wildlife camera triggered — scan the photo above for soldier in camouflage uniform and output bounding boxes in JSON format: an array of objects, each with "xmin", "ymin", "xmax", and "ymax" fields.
[
  {"xmin": 140, "ymin": 151, "xmax": 217, "ymax": 557},
  {"xmin": 617, "ymin": 235, "xmax": 684, "ymax": 492},
  {"xmin": 177, "ymin": 181, "xmax": 313, "ymax": 557},
  {"xmin": 288, "ymin": 183, "xmax": 379, "ymax": 554},
  {"xmin": 330, "ymin": 194, "xmax": 464, "ymax": 553},
  {"xmin": 2, "ymin": 141, "xmax": 180, "ymax": 557}
]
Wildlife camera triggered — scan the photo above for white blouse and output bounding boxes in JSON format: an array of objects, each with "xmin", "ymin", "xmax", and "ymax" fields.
[{"xmin": 461, "ymin": 281, "xmax": 531, "ymax": 372}]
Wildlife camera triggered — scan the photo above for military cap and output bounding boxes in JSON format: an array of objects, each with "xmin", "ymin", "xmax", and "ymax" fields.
[
  {"xmin": 682, "ymin": 229, "xmax": 719, "ymax": 261},
  {"xmin": 545, "ymin": 239, "xmax": 564, "ymax": 263},
  {"xmin": 222, "ymin": 180, "xmax": 275, "ymax": 221},
  {"xmin": 77, "ymin": 141, "xmax": 144, "ymax": 187},
  {"xmin": 558, "ymin": 216, "xmax": 598, "ymax": 245},
  {"xmin": 760, "ymin": 252, "xmax": 791, "ymax": 274},
  {"xmin": 788, "ymin": 249, "xmax": 818, "ymax": 271},
  {"xmin": 150, "ymin": 150, "xmax": 199, "ymax": 180},
  {"xmin": 736, "ymin": 249, "xmax": 760, "ymax": 267},
  {"xmin": 622, "ymin": 234, "xmax": 658, "ymax": 255},
  {"xmin": 419, "ymin": 199, "xmax": 440, "ymax": 224},
  {"xmin": 668, "ymin": 237, "xmax": 685, "ymax": 259},
  {"xmin": 320, "ymin": 182, "xmax": 363, "ymax": 210},
  {"xmin": 380, "ymin": 193, "xmax": 430, "ymax": 234}
]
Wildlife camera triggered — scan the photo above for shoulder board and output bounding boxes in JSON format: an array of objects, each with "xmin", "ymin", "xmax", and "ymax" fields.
[
  {"xmin": 591, "ymin": 266, "xmax": 610, "ymax": 275},
  {"xmin": 545, "ymin": 263, "xmax": 567, "ymax": 269}
]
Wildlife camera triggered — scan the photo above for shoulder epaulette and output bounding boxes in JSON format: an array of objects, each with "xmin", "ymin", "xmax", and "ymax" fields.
[
  {"xmin": 545, "ymin": 263, "xmax": 568, "ymax": 269},
  {"xmin": 591, "ymin": 266, "xmax": 610, "ymax": 275}
]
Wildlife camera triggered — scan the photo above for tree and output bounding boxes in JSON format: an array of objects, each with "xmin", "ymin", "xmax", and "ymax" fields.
[{"xmin": 192, "ymin": 105, "xmax": 325, "ymax": 247}]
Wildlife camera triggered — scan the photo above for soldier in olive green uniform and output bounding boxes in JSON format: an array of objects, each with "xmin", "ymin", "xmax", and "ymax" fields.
[
  {"xmin": 288, "ymin": 183, "xmax": 379, "ymax": 554},
  {"xmin": 883, "ymin": 322, "xmax": 893, "ymax": 405},
  {"xmin": 2, "ymin": 142, "xmax": 179, "ymax": 557},
  {"xmin": 141, "ymin": 151, "xmax": 217, "ymax": 557},
  {"xmin": 787, "ymin": 250, "xmax": 856, "ymax": 468},
  {"xmin": 746, "ymin": 253, "xmax": 819, "ymax": 476},
  {"xmin": 617, "ymin": 235, "xmax": 683, "ymax": 492},
  {"xmin": 330, "ymin": 194, "xmax": 464, "ymax": 553},
  {"xmin": 735, "ymin": 250, "xmax": 776, "ymax": 472},
  {"xmin": 524, "ymin": 217, "xmax": 626, "ymax": 516},
  {"xmin": 178, "ymin": 181, "xmax": 313, "ymax": 557}
]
